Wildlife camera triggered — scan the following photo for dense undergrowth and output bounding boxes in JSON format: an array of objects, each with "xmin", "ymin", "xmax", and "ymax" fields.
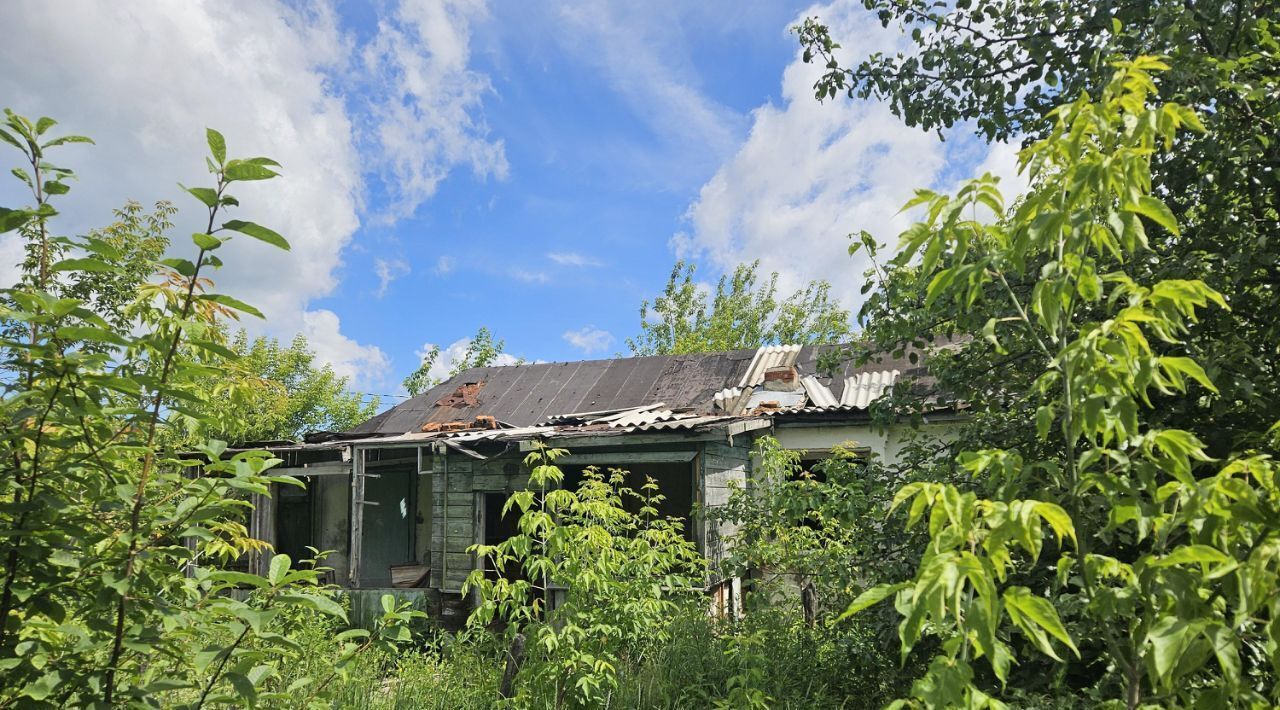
[{"xmin": 268, "ymin": 600, "xmax": 906, "ymax": 709}]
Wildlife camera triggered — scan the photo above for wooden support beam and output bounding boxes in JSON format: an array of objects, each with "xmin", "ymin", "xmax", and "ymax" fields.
[
  {"xmin": 556, "ymin": 451, "xmax": 697, "ymax": 465},
  {"xmin": 274, "ymin": 461, "xmax": 350, "ymax": 477},
  {"xmin": 348, "ymin": 449, "xmax": 365, "ymax": 588}
]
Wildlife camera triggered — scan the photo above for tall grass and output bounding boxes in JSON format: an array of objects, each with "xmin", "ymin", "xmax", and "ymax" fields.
[{"xmin": 268, "ymin": 596, "xmax": 908, "ymax": 708}]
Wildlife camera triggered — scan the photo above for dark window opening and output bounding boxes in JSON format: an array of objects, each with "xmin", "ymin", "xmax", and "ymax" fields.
[
  {"xmin": 276, "ymin": 483, "xmax": 314, "ymax": 563},
  {"xmin": 561, "ymin": 461, "xmax": 695, "ymax": 541},
  {"xmin": 481, "ymin": 491, "xmax": 523, "ymax": 582}
]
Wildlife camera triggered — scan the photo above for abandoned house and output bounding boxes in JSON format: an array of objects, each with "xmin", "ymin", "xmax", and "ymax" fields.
[{"xmin": 242, "ymin": 343, "xmax": 959, "ymax": 623}]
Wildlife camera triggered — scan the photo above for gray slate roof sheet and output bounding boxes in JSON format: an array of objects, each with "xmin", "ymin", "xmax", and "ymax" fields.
[{"xmin": 349, "ymin": 343, "xmax": 933, "ymax": 435}]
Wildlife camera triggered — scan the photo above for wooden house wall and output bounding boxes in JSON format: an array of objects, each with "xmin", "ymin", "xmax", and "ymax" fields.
[
  {"xmin": 700, "ymin": 440, "xmax": 751, "ymax": 568},
  {"xmin": 380, "ymin": 437, "xmax": 754, "ymax": 593},
  {"xmin": 427, "ymin": 453, "xmax": 529, "ymax": 592}
]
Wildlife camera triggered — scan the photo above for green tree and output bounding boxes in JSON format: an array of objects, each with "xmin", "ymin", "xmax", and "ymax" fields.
[
  {"xmin": 627, "ymin": 259, "xmax": 850, "ymax": 355},
  {"xmin": 843, "ymin": 60, "xmax": 1279, "ymax": 707},
  {"xmin": 62, "ymin": 200, "xmax": 175, "ymax": 331},
  {"xmin": 193, "ymin": 330, "xmax": 379, "ymax": 444},
  {"xmin": 402, "ymin": 325, "xmax": 515, "ymax": 396},
  {"xmin": 0, "ymin": 113, "xmax": 417, "ymax": 705},
  {"xmin": 798, "ymin": 1, "xmax": 1280, "ymax": 455}
]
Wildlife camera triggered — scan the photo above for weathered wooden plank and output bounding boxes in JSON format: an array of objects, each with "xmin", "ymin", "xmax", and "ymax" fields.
[
  {"xmin": 447, "ymin": 459, "xmax": 474, "ymax": 474},
  {"xmin": 444, "ymin": 553, "xmax": 474, "ymax": 571},
  {"xmin": 446, "ymin": 519, "xmax": 473, "ymax": 538},
  {"xmin": 472, "ymin": 473, "xmax": 508, "ymax": 490},
  {"xmin": 447, "ymin": 479, "xmax": 474, "ymax": 495},
  {"xmin": 441, "ymin": 492, "xmax": 472, "ymax": 506},
  {"xmin": 274, "ymin": 461, "xmax": 351, "ymax": 477},
  {"xmin": 705, "ymin": 453, "xmax": 749, "ymax": 467}
]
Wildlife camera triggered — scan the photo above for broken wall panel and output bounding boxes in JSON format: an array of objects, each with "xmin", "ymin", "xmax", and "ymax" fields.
[{"xmin": 701, "ymin": 439, "xmax": 752, "ymax": 567}]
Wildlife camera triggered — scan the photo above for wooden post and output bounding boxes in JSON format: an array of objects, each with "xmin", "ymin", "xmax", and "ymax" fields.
[
  {"xmin": 498, "ymin": 632, "xmax": 526, "ymax": 700},
  {"xmin": 801, "ymin": 579, "xmax": 818, "ymax": 627},
  {"xmin": 349, "ymin": 447, "xmax": 365, "ymax": 588}
]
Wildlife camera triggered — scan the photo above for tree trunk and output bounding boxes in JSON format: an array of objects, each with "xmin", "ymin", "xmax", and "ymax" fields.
[{"xmin": 498, "ymin": 632, "xmax": 526, "ymax": 700}]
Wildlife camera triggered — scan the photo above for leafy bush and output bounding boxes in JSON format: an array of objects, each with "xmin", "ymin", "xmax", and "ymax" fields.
[
  {"xmin": 464, "ymin": 446, "xmax": 706, "ymax": 707},
  {"xmin": 843, "ymin": 58, "xmax": 1280, "ymax": 708},
  {"xmin": 0, "ymin": 112, "xmax": 418, "ymax": 706}
]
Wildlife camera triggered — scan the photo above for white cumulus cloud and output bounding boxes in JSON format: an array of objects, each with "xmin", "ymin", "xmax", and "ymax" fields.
[
  {"xmin": 302, "ymin": 310, "xmax": 391, "ymax": 385},
  {"xmin": 676, "ymin": 1, "xmax": 1026, "ymax": 310},
  {"xmin": 360, "ymin": 0, "xmax": 508, "ymax": 220},
  {"xmin": 0, "ymin": 0, "xmax": 503, "ymax": 389},
  {"xmin": 562, "ymin": 326, "xmax": 614, "ymax": 355}
]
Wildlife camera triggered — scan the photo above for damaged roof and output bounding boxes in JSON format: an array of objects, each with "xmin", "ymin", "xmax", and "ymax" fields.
[{"xmin": 350, "ymin": 343, "xmax": 937, "ymax": 436}]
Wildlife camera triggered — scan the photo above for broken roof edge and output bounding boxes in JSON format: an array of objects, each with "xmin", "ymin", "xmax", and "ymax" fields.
[{"xmin": 347, "ymin": 336, "xmax": 960, "ymax": 436}]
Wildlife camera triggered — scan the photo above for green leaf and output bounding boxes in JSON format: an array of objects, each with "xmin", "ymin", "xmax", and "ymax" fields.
[
  {"xmin": 182, "ymin": 184, "xmax": 219, "ymax": 208},
  {"xmin": 0, "ymin": 127, "xmax": 23, "ymax": 151},
  {"xmin": 226, "ymin": 672, "xmax": 256, "ymax": 702},
  {"xmin": 1149, "ymin": 544, "xmax": 1229, "ymax": 568},
  {"xmin": 1146, "ymin": 616, "xmax": 1199, "ymax": 683},
  {"xmin": 221, "ymin": 220, "xmax": 289, "ymax": 250},
  {"xmin": 1004, "ymin": 587, "xmax": 1079, "ymax": 659},
  {"xmin": 1035, "ymin": 405, "xmax": 1053, "ymax": 439},
  {"xmin": 982, "ymin": 317, "xmax": 1007, "ymax": 354},
  {"xmin": 40, "ymin": 135, "xmax": 94, "ymax": 148},
  {"xmin": 1158, "ymin": 356, "xmax": 1217, "ymax": 394},
  {"xmin": 35, "ymin": 117, "xmax": 56, "ymax": 135},
  {"xmin": 268, "ymin": 554, "xmax": 291, "ymax": 585},
  {"xmin": 208, "ymin": 571, "xmax": 268, "ymax": 589},
  {"xmin": 1203, "ymin": 624, "xmax": 1240, "ymax": 689},
  {"xmin": 0, "ymin": 207, "xmax": 34, "ymax": 233},
  {"xmin": 206, "ymin": 128, "xmax": 227, "ymax": 164},
  {"xmin": 1126, "ymin": 195, "xmax": 1179, "ymax": 236},
  {"xmin": 224, "ymin": 160, "xmax": 279, "ymax": 182},
  {"xmin": 51, "ymin": 257, "xmax": 118, "ymax": 273},
  {"xmin": 278, "ymin": 592, "xmax": 347, "ymax": 620},
  {"xmin": 160, "ymin": 258, "xmax": 197, "ymax": 277},
  {"xmin": 839, "ymin": 583, "xmax": 908, "ymax": 620},
  {"xmin": 54, "ymin": 326, "xmax": 128, "ymax": 346},
  {"xmin": 192, "ymin": 232, "xmax": 222, "ymax": 250},
  {"xmin": 190, "ymin": 339, "xmax": 240, "ymax": 360},
  {"xmin": 1033, "ymin": 502, "xmax": 1076, "ymax": 546},
  {"xmin": 200, "ymin": 294, "xmax": 264, "ymax": 318},
  {"xmin": 42, "ymin": 180, "xmax": 69, "ymax": 195}
]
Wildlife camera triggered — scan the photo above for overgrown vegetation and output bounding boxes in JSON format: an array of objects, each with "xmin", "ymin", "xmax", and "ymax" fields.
[
  {"xmin": 403, "ymin": 326, "xmax": 517, "ymax": 396},
  {"xmin": 0, "ymin": 114, "xmax": 418, "ymax": 706},
  {"xmin": 2, "ymin": 0, "xmax": 1277, "ymax": 706},
  {"xmin": 194, "ymin": 330, "xmax": 380, "ymax": 445},
  {"xmin": 627, "ymin": 259, "xmax": 850, "ymax": 356}
]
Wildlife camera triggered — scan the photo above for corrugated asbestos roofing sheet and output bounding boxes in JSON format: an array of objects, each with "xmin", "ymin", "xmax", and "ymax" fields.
[
  {"xmin": 349, "ymin": 349, "xmax": 758, "ymax": 434},
  {"xmin": 349, "ymin": 342, "xmax": 939, "ymax": 435}
]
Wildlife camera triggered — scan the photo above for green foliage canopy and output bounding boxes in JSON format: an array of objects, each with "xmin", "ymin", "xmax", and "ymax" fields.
[
  {"xmin": 627, "ymin": 259, "xmax": 851, "ymax": 356},
  {"xmin": 799, "ymin": 2, "xmax": 1280, "ymax": 455},
  {"xmin": 840, "ymin": 60, "xmax": 1280, "ymax": 708},
  {"xmin": 402, "ymin": 325, "xmax": 515, "ymax": 396},
  {"xmin": 193, "ymin": 330, "xmax": 379, "ymax": 444}
]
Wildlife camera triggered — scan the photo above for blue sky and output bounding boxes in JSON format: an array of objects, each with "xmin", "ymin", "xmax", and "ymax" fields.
[
  {"xmin": 0, "ymin": 1, "xmax": 1020, "ymax": 402},
  {"xmin": 323, "ymin": 3, "xmax": 805, "ymax": 370}
]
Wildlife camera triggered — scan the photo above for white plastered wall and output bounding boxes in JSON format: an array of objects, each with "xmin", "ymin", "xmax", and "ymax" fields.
[{"xmin": 769, "ymin": 420, "xmax": 962, "ymax": 466}]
